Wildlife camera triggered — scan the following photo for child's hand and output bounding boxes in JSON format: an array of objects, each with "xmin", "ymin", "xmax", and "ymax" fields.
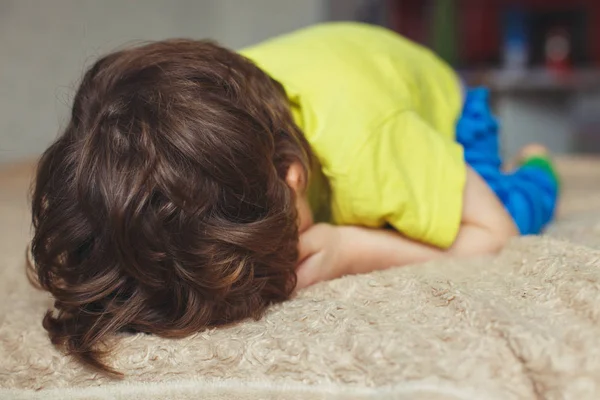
[{"xmin": 295, "ymin": 223, "xmax": 348, "ymax": 290}]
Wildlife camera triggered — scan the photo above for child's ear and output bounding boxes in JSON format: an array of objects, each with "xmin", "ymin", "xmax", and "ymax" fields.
[{"xmin": 285, "ymin": 161, "xmax": 306, "ymax": 193}]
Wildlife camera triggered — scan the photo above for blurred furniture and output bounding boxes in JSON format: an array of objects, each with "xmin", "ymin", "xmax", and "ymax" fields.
[
  {"xmin": 331, "ymin": 0, "xmax": 600, "ymax": 156},
  {"xmin": 390, "ymin": 0, "xmax": 600, "ymax": 156}
]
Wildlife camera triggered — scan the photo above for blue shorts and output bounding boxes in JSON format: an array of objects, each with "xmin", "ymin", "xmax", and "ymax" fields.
[{"xmin": 456, "ymin": 88, "xmax": 559, "ymax": 235}]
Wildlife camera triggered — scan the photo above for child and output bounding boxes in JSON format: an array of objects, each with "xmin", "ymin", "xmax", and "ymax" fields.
[{"xmin": 29, "ymin": 22, "xmax": 558, "ymax": 374}]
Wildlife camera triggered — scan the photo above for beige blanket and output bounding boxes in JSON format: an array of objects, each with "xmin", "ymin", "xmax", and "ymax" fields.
[{"xmin": 1, "ymin": 158, "xmax": 600, "ymax": 400}]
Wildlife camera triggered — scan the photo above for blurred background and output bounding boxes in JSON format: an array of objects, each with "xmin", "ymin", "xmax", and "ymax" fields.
[{"xmin": 1, "ymin": 0, "xmax": 600, "ymax": 164}]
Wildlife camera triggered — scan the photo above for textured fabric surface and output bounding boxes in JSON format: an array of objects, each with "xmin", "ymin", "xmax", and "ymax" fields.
[{"xmin": 1, "ymin": 157, "xmax": 600, "ymax": 400}]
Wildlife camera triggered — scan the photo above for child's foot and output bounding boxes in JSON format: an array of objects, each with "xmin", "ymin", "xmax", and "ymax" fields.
[
  {"xmin": 511, "ymin": 143, "xmax": 560, "ymax": 190},
  {"xmin": 505, "ymin": 143, "xmax": 550, "ymax": 171},
  {"xmin": 516, "ymin": 143, "xmax": 550, "ymax": 161}
]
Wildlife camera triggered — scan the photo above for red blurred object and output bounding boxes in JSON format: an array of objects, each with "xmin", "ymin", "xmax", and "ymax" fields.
[
  {"xmin": 460, "ymin": 0, "xmax": 501, "ymax": 66},
  {"xmin": 545, "ymin": 27, "xmax": 571, "ymax": 73},
  {"xmin": 387, "ymin": 0, "xmax": 426, "ymax": 44}
]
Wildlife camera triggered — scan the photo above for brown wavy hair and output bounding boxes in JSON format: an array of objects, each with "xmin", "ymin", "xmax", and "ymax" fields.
[{"xmin": 28, "ymin": 39, "xmax": 312, "ymax": 375}]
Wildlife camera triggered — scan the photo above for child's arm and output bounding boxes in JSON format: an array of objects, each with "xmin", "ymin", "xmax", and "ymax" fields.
[{"xmin": 296, "ymin": 166, "xmax": 518, "ymax": 288}]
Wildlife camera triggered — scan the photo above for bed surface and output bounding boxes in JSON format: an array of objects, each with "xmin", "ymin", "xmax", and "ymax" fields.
[{"xmin": 1, "ymin": 157, "xmax": 600, "ymax": 400}]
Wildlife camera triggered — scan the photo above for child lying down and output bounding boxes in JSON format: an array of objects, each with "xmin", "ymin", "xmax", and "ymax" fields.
[{"xmin": 29, "ymin": 22, "xmax": 559, "ymax": 374}]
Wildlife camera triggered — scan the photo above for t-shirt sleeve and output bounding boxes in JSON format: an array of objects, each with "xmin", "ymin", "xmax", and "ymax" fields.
[{"xmin": 334, "ymin": 110, "xmax": 466, "ymax": 249}]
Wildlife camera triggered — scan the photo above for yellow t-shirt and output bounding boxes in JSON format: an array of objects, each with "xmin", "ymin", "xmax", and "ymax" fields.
[{"xmin": 240, "ymin": 22, "xmax": 466, "ymax": 249}]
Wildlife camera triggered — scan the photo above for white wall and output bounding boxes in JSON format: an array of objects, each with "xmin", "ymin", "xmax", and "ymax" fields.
[{"xmin": 0, "ymin": 0, "xmax": 325, "ymax": 163}]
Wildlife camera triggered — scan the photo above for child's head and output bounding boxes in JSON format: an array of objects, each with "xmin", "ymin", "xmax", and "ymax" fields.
[{"xmin": 29, "ymin": 39, "xmax": 312, "ymax": 374}]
